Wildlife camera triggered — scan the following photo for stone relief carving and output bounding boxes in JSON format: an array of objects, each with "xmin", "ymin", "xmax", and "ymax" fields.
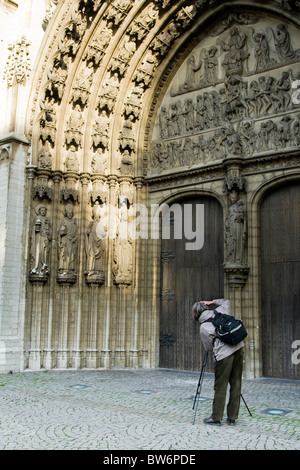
[
  {"xmin": 124, "ymin": 85, "xmax": 144, "ymax": 120},
  {"xmin": 119, "ymin": 116, "xmax": 136, "ymax": 153},
  {"xmin": 70, "ymin": 61, "xmax": 95, "ymax": 107},
  {"xmin": 33, "ymin": 184, "xmax": 53, "ymax": 202},
  {"xmin": 57, "ymin": 203, "xmax": 78, "ymax": 284},
  {"xmin": 97, "ymin": 73, "xmax": 120, "ymax": 114},
  {"xmin": 64, "ymin": 144, "xmax": 79, "ymax": 172},
  {"xmin": 42, "ymin": 0, "xmax": 60, "ymax": 29},
  {"xmin": 59, "ymin": 8, "xmax": 87, "ymax": 62},
  {"xmin": 37, "ymin": 142, "xmax": 52, "ymax": 170},
  {"xmin": 83, "ymin": 26, "xmax": 113, "ymax": 66},
  {"xmin": 151, "ymin": 19, "xmax": 300, "ymax": 174},
  {"xmin": 118, "ymin": 150, "xmax": 134, "ymax": 174},
  {"xmin": 4, "ymin": 35, "xmax": 31, "ymax": 87},
  {"xmin": 36, "ymin": 0, "xmax": 212, "ymax": 176},
  {"xmin": 279, "ymin": 0, "xmax": 300, "ymax": 13},
  {"xmin": 91, "ymin": 149, "xmax": 108, "ymax": 174},
  {"xmin": 65, "ymin": 104, "xmax": 84, "ymax": 149},
  {"xmin": 92, "ymin": 110, "xmax": 110, "ymax": 150},
  {"xmin": 150, "ymin": 20, "xmax": 180, "ymax": 57},
  {"xmin": 40, "ymin": 97, "xmax": 57, "ymax": 146},
  {"xmin": 104, "ymin": 0, "xmax": 133, "ymax": 27},
  {"xmin": 127, "ymin": 3, "xmax": 159, "ymax": 41},
  {"xmin": 46, "ymin": 60, "xmax": 68, "ymax": 103},
  {"xmin": 29, "ymin": 204, "xmax": 52, "ymax": 283},
  {"xmin": 271, "ymin": 23, "xmax": 300, "ymax": 62},
  {"xmin": 133, "ymin": 52, "xmax": 159, "ymax": 88},
  {"xmin": 109, "ymin": 35, "xmax": 137, "ymax": 77}
]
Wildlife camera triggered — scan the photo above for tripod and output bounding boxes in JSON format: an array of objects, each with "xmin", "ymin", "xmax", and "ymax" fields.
[{"xmin": 192, "ymin": 351, "xmax": 252, "ymax": 425}]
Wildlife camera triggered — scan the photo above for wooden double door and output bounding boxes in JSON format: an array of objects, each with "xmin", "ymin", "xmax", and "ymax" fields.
[
  {"xmin": 159, "ymin": 196, "xmax": 224, "ymax": 371},
  {"xmin": 261, "ymin": 182, "xmax": 300, "ymax": 380}
]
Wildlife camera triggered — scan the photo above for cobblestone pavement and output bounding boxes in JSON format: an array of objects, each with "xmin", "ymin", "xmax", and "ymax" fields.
[{"xmin": 0, "ymin": 368, "xmax": 299, "ymax": 451}]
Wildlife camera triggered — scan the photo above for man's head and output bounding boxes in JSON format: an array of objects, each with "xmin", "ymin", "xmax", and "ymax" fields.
[{"xmin": 192, "ymin": 302, "xmax": 209, "ymax": 321}]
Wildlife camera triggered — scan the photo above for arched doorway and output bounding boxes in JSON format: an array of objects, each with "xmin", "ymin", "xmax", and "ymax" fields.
[
  {"xmin": 260, "ymin": 182, "xmax": 300, "ymax": 379},
  {"xmin": 159, "ymin": 195, "xmax": 224, "ymax": 371}
]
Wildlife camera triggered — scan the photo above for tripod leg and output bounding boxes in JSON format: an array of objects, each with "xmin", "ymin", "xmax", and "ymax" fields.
[
  {"xmin": 241, "ymin": 393, "xmax": 252, "ymax": 417},
  {"xmin": 192, "ymin": 351, "xmax": 208, "ymax": 425}
]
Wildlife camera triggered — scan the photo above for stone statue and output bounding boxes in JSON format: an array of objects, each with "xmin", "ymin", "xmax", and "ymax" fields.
[
  {"xmin": 224, "ymin": 191, "xmax": 247, "ymax": 264},
  {"xmin": 113, "ymin": 197, "xmax": 133, "ymax": 286},
  {"xmin": 65, "ymin": 104, "xmax": 83, "ymax": 148},
  {"xmin": 57, "ymin": 203, "xmax": 78, "ymax": 278},
  {"xmin": 37, "ymin": 141, "xmax": 52, "ymax": 170},
  {"xmin": 30, "ymin": 204, "xmax": 51, "ymax": 279},
  {"xmin": 64, "ymin": 144, "xmax": 79, "ymax": 172}
]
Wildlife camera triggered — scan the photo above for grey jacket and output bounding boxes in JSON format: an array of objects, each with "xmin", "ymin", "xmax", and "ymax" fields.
[{"xmin": 199, "ymin": 299, "xmax": 244, "ymax": 362}]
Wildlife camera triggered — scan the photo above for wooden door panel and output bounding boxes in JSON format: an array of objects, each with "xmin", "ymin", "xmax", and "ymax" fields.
[
  {"xmin": 261, "ymin": 182, "xmax": 300, "ymax": 379},
  {"xmin": 159, "ymin": 196, "xmax": 224, "ymax": 371}
]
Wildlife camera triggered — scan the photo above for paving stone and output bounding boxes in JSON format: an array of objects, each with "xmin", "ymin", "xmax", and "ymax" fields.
[{"xmin": 0, "ymin": 369, "xmax": 299, "ymax": 451}]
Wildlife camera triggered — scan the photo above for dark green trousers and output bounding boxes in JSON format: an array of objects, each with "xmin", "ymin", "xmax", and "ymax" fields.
[{"xmin": 212, "ymin": 348, "xmax": 244, "ymax": 421}]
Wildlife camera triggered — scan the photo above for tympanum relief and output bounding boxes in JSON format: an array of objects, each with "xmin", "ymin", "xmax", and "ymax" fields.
[{"xmin": 151, "ymin": 18, "xmax": 300, "ymax": 175}]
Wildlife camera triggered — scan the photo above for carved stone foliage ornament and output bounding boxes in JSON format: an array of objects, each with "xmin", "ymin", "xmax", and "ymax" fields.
[
  {"xmin": 151, "ymin": 17, "xmax": 300, "ymax": 175},
  {"xmin": 4, "ymin": 36, "xmax": 31, "ymax": 87}
]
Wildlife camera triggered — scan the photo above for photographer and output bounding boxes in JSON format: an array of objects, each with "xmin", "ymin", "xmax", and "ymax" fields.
[{"xmin": 192, "ymin": 299, "xmax": 244, "ymax": 426}]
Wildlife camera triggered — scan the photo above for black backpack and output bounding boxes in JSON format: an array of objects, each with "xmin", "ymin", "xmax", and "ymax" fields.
[{"xmin": 208, "ymin": 311, "xmax": 247, "ymax": 345}]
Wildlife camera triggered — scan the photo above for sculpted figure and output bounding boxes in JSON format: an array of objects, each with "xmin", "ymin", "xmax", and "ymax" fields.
[
  {"xmin": 57, "ymin": 204, "xmax": 77, "ymax": 273},
  {"xmin": 30, "ymin": 204, "xmax": 51, "ymax": 276},
  {"xmin": 38, "ymin": 141, "xmax": 52, "ymax": 169},
  {"xmin": 85, "ymin": 203, "xmax": 105, "ymax": 274},
  {"xmin": 64, "ymin": 144, "xmax": 79, "ymax": 172},
  {"xmin": 221, "ymin": 27, "xmax": 249, "ymax": 77},
  {"xmin": 253, "ymin": 32, "xmax": 276, "ymax": 71},
  {"xmin": 272, "ymin": 23, "xmax": 300, "ymax": 62},
  {"xmin": 113, "ymin": 197, "xmax": 132, "ymax": 285},
  {"xmin": 224, "ymin": 191, "xmax": 247, "ymax": 264}
]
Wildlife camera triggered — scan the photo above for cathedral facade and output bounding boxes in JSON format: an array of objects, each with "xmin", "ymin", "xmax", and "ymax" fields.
[{"xmin": 0, "ymin": 0, "xmax": 299, "ymax": 379}]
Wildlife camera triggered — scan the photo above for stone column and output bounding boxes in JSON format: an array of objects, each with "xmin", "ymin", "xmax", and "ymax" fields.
[
  {"xmin": 114, "ymin": 285, "xmax": 127, "ymax": 368},
  {"xmin": 57, "ymin": 284, "xmax": 70, "ymax": 369},
  {"xmin": 72, "ymin": 173, "xmax": 89, "ymax": 369},
  {"xmin": 100, "ymin": 175, "xmax": 118, "ymax": 368},
  {"xmin": 129, "ymin": 177, "xmax": 144, "ymax": 368},
  {"xmin": 44, "ymin": 171, "xmax": 62, "ymax": 369}
]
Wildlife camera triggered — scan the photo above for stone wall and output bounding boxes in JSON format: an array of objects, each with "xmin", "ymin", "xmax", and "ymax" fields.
[{"xmin": 0, "ymin": 0, "xmax": 299, "ymax": 376}]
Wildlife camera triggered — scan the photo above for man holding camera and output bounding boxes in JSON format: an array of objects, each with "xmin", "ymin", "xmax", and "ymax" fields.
[{"xmin": 192, "ymin": 299, "xmax": 245, "ymax": 426}]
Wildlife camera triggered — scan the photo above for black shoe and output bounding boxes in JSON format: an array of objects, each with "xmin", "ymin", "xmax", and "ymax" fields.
[
  {"xmin": 226, "ymin": 418, "xmax": 236, "ymax": 425},
  {"xmin": 203, "ymin": 416, "xmax": 221, "ymax": 426}
]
